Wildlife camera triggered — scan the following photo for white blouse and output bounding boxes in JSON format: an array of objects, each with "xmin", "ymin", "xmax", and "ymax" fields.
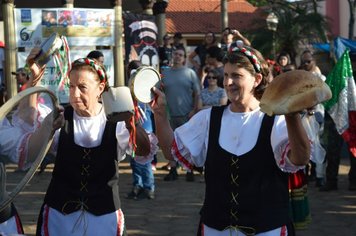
[
  {"xmin": 173, "ymin": 105, "xmax": 305, "ymax": 173},
  {"xmin": 50, "ymin": 108, "xmax": 130, "ymax": 161}
]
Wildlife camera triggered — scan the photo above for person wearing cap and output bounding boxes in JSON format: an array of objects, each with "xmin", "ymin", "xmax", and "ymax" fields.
[
  {"xmin": 173, "ymin": 32, "xmax": 185, "ymax": 50},
  {"xmin": 158, "ymin": 34, "xmax": 173, "ymax": 69},
  {"xmin": 220, "ymin": 27, "xmax": 251, "ymax": 54},
  {"xmin": 12, "ymin": 68, "xmax": 30, "ymax": 92}
]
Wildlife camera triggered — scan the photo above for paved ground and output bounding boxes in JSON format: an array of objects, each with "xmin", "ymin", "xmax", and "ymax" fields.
[{"xmin": 5, "ymin": 154, "xmax": 356, "ymax": 236}]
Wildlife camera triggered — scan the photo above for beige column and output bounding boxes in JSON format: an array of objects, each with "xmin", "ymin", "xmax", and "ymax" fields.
[
  {"xmin": 2, "ymin": 0, "xmax": 17, "ymax": 99},
  {"xmin": 112, "ymin": 0, "xmax": 125, "ymax": 86}
]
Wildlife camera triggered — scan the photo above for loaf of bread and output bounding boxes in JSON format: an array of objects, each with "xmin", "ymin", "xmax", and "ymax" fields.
[{"xmin": 260, "ymin": 70, "xmax": 332, "ymax": 116}]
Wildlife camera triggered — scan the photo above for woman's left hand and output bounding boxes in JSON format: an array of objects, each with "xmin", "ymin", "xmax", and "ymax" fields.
[{"xmin": 26, "ymin": 47, "xmax": 46, "ymax": 86}]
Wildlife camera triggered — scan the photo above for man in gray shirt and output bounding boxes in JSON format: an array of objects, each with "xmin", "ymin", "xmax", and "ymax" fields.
[{"xmin": 161, "ymin": 47, "xmax": 201, "ymax": 181}]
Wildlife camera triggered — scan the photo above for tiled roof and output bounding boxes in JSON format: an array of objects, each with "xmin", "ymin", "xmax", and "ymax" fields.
[{"xmin": 166, "ymin": 0, "xmax": 264, "ymax": 34}]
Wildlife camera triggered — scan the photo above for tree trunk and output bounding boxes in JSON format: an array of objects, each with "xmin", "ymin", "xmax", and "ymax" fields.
[
  {"xmin": 221, "ymin": 0, "xmax": 228, "ymax": 32},
  {"xmin": 153, "ymin": 1, "xmax": 169, "ymax": 46},
  {"xmin": 348, "ymin": 0, "xmax": 356, "ymax": 39}
]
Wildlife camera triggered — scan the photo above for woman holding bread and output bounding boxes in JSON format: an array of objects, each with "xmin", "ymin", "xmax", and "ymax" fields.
[{"xmin": 151, "ymin": 41, "xmax": 311, "ymax": 236}]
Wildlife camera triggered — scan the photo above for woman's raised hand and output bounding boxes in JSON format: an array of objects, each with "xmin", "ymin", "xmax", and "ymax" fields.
[
  {"xmin": 26, "ymin": 47, "xmax": 46, "ymax": 86},
  {"xmin": 150, "ymin": 87, "xmax": 167, "ymax": 118}
]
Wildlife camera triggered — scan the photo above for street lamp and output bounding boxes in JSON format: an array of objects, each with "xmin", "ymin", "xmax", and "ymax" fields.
[{"xmin": 266, "ymin": 12, "xmax": 279, "ymax": 59}]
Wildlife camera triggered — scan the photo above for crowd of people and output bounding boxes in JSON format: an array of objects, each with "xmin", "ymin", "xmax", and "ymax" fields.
[{"xmin": 0, "ymin": 26, "xmax": 355, "ymax": 236}]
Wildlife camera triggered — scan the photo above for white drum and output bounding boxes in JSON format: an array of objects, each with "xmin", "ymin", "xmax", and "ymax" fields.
[
  {"xmin": 101, "ymin": 86, "xmax": 135, "ymax": 122},
  {"xmin": 0, "ymin": 87, "xmax": 58, "ymax": 212},
  {"xmin": 35, "ymin": 32, "xmax": 63, "ymax": 67},
  {"xmin": 129, "ymin": 66, "xmax": 161, "ymax": 104}
]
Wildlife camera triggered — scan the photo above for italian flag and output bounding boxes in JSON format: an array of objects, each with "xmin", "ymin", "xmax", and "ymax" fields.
[{"xmin": 323, "ymin": 49, "xmax": 356, "ymax": 157}]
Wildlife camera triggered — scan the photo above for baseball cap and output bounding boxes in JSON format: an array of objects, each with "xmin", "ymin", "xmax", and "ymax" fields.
[
  {"xmin": 163, "ymin": 34, "xmax": 172, "ymax": 40},
  {"xmin": 173, "ymin": 32, "xmax": 183, "ymax": 39},
  {"xmin": 11, "ymin": 67, "xmax": 29, "ymax": 76}
]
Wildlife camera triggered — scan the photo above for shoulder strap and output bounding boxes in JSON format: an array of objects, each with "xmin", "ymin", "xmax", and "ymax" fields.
[{"xmin": 208, "ymin": 105, "xmax": 226, "ymax": 145}]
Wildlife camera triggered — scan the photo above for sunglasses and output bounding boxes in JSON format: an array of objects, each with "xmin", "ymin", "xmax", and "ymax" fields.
[
  {"xmin": 174, "ymin": 52, "xmax": 184, "ymax": 57},
  {"xmin": 301, "ymin": 60, "xmax": 312, "ymax": 64},
  {"xmin": 207, "ymin": 76, "xmax": 218, "ymax": 80}
]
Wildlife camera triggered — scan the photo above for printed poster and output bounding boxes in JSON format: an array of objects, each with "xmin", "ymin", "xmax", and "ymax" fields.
[{"xmin": 15, "ymin": 8, "xmax": 114, "ymax": 47}]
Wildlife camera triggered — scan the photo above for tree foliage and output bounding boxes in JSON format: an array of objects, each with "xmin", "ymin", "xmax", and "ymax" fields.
[{"xmin": 245, "ymin": 0, "xmax": 330, "ymax": 62}]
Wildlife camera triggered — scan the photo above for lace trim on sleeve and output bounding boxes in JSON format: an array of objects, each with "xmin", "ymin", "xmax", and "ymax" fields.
[
  {"xmin": 17, "ymin": 133, "xmax": 32, "ymax": 170},
  {"xmin": 133, "ymin": 133, "xmax": 159, "ymax": 165},
  {"xmin": 171, "ymin": 140, "xmax": 194, "ymax": 171},
  {"xmin": 274, "ymin": 139, "xmax": 305, "ymax": 173}
]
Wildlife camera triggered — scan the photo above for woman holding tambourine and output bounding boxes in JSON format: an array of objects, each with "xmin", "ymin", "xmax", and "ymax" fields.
[
  {"xmin": 21, "ymin": 47, "xmax": 151, "ymax": 235},
  {"xmin": 0, "ymin": 47, "xmax": 52, "ymax": 235},
  {"xmin": 150, "ymin": 41, "xmax": 331, "ymax": 235}
]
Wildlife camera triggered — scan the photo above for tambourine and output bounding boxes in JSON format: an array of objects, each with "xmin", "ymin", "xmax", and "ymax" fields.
[
  {"xmin": 34, "ymin": 32, "xmax": 63, "ymax": 67},
  {"xmin": 0, "ymin": 87, "xmax": 58, "ymax": 212},
  {"xmin": 102, "ymin": 86, "xmax": 135, "ymax": 122},
  {"xmin": 129, "ymin": 66, "xmax": 161, "ymax": 103}
]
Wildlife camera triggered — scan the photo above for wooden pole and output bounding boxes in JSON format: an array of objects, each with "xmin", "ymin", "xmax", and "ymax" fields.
[
  {"xmin": 113, "ymin": 0, "xmax": 124, "ymax": 86},
  {"xmin": 221, "ymin": 0, "xmax": 228, "ymax": 31},
  {"xmin": 2, "ymin": 0, "xmax": 17, "ymax": 99}
]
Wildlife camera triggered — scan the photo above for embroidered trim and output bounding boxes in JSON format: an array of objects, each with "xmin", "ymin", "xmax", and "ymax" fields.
[
  {"xmin": 228, "ymin": 41, "xmax": 261, "ymax": 73},
  {"xmin": 18, "ymin": 133, "xmax": 31, "ymax": 170},
  {"xmin": 15, "ymin": 213, "xmax": 23, "ymax": 234},
  {"xmin": 72, "ymin": 58, "xmax": 108, "ymax": 86},
  {"xmin": 172, "ymin": 140, "xmax": 194, "ymax": 170},
  {"xmin": 281, "ymin": 225, "xmax": 287, "ymax": 236},
  {"xmin": 116, "ymin": 209, "xmax": 125, "ymax": 236},
  {"xmin": 279, "ymin": 142, "xmax": 290, "ymax": 166},
  {"xmin": 43, "ymin": 205, "xmax": 50, "ymax": 236}
]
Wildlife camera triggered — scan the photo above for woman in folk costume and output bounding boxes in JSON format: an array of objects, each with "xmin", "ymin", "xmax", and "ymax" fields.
[
  {"xmin": 21, "ymin": 48, "xmax": 151, "ymax": 236},
  {"xmin": 0, "ymin": 164, "xmax": 24, "ymax": 235},
  {"xmin": 0, "ymin": 53, "xmax": 48, "ymax": 235},
  {"xmin": 151, "ymin": 41, "xmax": 311, "ymax": 236}
]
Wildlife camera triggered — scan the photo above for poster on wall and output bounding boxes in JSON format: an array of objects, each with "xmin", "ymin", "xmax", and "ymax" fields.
[
  {"xmin": 17, "ymin": 50, "xmax": 114, "ymax": 104},
  {"xmin": 123, "ymin": 12, "xmax": 159, "ymax": 70},
  {"xmin": 14, "ymin": 8, "xmax": 115, "ymax": 103},
  {"xmin": 14, "ymin": 8, "xmax": 114, "ymax": 47}
]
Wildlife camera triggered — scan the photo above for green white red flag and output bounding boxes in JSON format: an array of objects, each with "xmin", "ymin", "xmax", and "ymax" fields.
[{"xmin": 323, "ymin": 49, "xmax": 356, "ymax": 157}]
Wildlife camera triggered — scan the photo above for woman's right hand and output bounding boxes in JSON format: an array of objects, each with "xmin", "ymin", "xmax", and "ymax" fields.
[
  {"xmin": 150, "ymin": 87, "xmax": 167, "ymax": 118},
  {"xmin": 53, "ymin": 106, "xmax": 65, "ymax": 132},
  {"xmin": 42, "ymin": 106, "xmax": 65, "ymax": 134}
]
